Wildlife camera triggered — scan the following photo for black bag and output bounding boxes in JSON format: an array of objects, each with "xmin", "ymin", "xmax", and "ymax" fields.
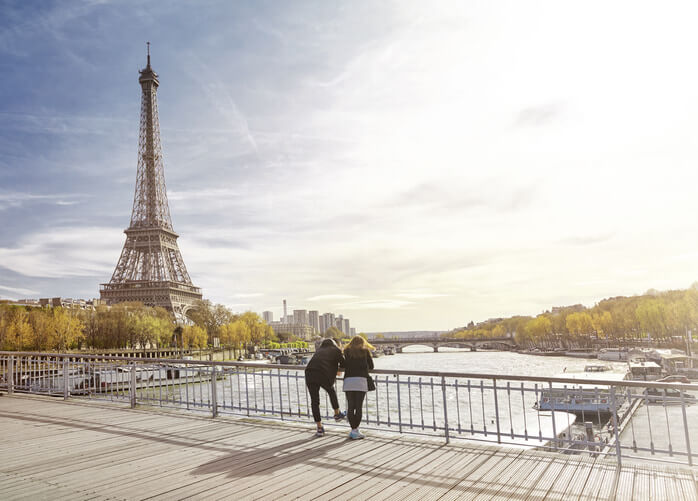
[{"xmin": 367, "ymin": 375, "xmax": 376, "ymax": 392}]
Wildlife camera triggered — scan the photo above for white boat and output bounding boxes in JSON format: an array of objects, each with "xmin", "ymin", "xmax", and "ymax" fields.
[
  {"xmin": 597, "ymin": 348, "xmax": 629, "ymax": 361},
  {"xmin": 627, "ymin": 358, "xmax": 662, "ymax": 381},
  {"xmin": 534, "ymin": 365, "xmax": 628, "ymax": 416},
  {"xmin": 643, "ymin": 387, "xmax": 696, "ymax": 405}
]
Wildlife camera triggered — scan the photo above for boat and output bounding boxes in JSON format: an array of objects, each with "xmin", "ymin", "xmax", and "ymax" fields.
[
  {"xmin": 643, "ymin": 387, "xmax": 696, "ymax": 405},
  {"xmin": 627, "ymin": 358, "xmax": 663, "ymax": 381},
  {"xmin": 597, "ymin": 348, "xmax": 629, "ymax": 361},
  {"xmin": 533, "ymin": 365, "xmax": 628, "ymax": 417}
]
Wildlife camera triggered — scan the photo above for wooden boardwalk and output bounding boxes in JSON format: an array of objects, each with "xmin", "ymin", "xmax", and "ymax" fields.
[{"xmin": 0, "ymin": 395, "xmax": 696, "ymax": 500}]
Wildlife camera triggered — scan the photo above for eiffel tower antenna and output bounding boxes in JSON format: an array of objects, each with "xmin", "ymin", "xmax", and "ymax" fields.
[{"xmin": 101, "ymin": 46, "xmax": 202, "ymax": 321}]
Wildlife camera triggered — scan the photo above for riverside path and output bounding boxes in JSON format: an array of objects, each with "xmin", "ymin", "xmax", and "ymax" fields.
[{"xmin": 1, "ymin": 394, "xmax": 696, "ymax": 500}]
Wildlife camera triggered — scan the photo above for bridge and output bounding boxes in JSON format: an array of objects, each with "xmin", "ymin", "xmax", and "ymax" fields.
[
  {"xmin": 1, "ymin": 351, "xmax": 697, "ymax": 500},
  {"xmin": 371, "ymin": 336, "xmax": 517, "ymax": 353}
]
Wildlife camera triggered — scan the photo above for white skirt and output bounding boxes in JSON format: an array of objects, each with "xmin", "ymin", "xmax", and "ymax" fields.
[{"xmin": 342, "ymin": 377, "xmax": 368, "ymax": 392}]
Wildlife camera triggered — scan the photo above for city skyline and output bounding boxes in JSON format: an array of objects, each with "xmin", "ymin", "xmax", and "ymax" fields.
[{"xmin": 2, "ymin": 2, "xmax": 698, "ymax": 332}]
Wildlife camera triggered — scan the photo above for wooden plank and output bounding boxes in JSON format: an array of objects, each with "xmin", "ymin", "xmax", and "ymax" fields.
[
  {"xmin": 282, "ymin": 438, "xmax": 447, "ymax": 501},
  {"xmin": 491, "ymin": 450, "xmax": 558, "ymax": 499},
  {"xmin": 141, "ymin": 430, "xmax": 356, "ymax": 500},
  {"xmin": 350, "ymin": 444, "xmax": 461, "ymax": 501},
  {"xmin": 679, "ymin": 468, "xmax": 698, "ymax": 501},
  {"xmin": 56, "ymin": 425, "xmax": 304, "ymax": 495},
  {"xmin": 303, "ymin": 441, "xmax": 439, "ymax": 501},
  {"xmin": 255, "ymin": 438, "xmax": 420, "ymax": 500},
  {"xmin": 200, "ymin": 435, "xmax": 403, "ymax": 501},
  {"xmin": 612, "ymin": 460, "xmax": 636, "ymax": 501},
  {"xmin": 527, "ymin": 455, "xmax": 575, "ymax": 501},
  {"xmin": 427, "ymin": 446, "xmax": 521, "ymax": 501},
  {"xmin": 542, "ymin": 455, "xmax": 591, "ymax": 500},
  {"xmin": 382, "ymin": 444, "xmax": 492, "ymax": 501},
  {"xmin": 114, "ymin": 428, "xmax": 313, "ymax": 499}
]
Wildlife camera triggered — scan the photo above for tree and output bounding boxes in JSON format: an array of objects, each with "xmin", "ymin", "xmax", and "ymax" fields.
[
  {"xmin": 181, "ymin": 325, "xmax": 207, "ymax": 349},
  {"xmin": 49, "ymin": 308, "xmax": 84, "ymax": 351},
  {"xmin": 324, "ymin": 326, "xmax": 343, "ymax": 340}
]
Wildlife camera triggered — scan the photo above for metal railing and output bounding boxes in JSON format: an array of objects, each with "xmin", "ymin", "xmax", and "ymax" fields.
[{"xmin": 1, "ymin": 351, "xmax": 696, "ymax": 467}]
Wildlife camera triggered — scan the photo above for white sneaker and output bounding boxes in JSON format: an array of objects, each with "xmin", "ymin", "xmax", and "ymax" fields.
[{"xmin": 348, "ymin": 429, "xmax": 365, "ymax": 440}]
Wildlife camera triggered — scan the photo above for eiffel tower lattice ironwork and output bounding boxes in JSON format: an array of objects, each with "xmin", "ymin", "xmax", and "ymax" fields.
[{"xmin": 101, "ymin": 45, "xmax": 202, "ymax": 320}]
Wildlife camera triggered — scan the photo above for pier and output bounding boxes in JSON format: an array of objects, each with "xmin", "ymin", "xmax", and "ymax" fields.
[{"xmin": 2, "ymin": 394, "xmax": 697, "ymax": 500}]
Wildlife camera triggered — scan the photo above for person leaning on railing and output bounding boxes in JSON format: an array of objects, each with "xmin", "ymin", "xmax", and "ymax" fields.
[
  {"xmin": 304, "ymin": 339, "xmax": 347, "ymax": 437},
  {"xmin": 342, "ymin": 336, "xmax": 375, "ymax": 440}
]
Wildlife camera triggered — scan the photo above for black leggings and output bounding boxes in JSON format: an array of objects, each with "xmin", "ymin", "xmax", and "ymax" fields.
[
  {"xmin": 346, "ymin": 391, "xmax": 366, "ymax": 429},
  {"xmin": 307, "ymin": 382, "xmax": 340, "ymax": 423}
]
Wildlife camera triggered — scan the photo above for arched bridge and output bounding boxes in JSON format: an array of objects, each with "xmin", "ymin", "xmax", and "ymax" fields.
[{"xmin": 370, "ymin": 336, "xmax": 517, "ymax": 353}]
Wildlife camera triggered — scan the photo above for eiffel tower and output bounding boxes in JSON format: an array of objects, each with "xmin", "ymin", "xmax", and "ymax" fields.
[{"xmin": 101, "ymin": 44, "xmax": 202, "ymax": 320}]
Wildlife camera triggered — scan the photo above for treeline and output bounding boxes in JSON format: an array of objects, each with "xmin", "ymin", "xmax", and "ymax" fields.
[
  {"xmin": 445, "ymin": 286, "xmax": 698, "ymax": 348},
  {"xmin": 0, "ymin": 299, "xmax": 295, "ymax": 352}
]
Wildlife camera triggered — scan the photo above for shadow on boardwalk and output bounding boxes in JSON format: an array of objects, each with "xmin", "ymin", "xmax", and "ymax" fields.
[{"xmin": 1, "ymin": 396, "xmax": 695, "ymax": 500}]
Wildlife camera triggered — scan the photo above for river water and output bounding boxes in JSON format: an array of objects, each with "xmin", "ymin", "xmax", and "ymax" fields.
[{"xmin": 373, "ymin": 347, "xmax": 628, "ymax": 376}]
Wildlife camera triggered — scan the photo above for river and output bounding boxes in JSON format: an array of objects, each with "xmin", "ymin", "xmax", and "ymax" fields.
[{"xmin": 372, "ymin": 346, "xmax": 628, "ymax": 376}]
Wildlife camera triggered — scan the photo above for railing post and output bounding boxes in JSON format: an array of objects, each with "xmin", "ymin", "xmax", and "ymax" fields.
[
  {"xmin": 549, "ymin": 381, "xmax": 558, "ymax": 451},
  {"xmin": 441, "ymin": 375, "xmax": 449, "ymax": 443},
  {"xmin": 130, "ymin": 361, "xmax": 137, "ymax": 408},
  {"xmin": 680, "ymin": 391, "xmax": 693, "ymax": 466},
  {"xmin": 278, "ymin": 368, "xmax": 284, "ymax": 420},
  {"xmin": 610, "ymin": 386, "xmax": 621, "ymax": 466},
  {"xmin": 63, "ymin": 357, "xmax": 69, "ymax": 400},
  {"xmin": 211, "ymin": 364, "xmax": 218, "ymax": 418},
  {"xmin": 493, "ymin": 377, "xmax": 501, "ymax": 444},
  {"xmin": 8, "ymin": 355, "xmax": 14, "ymax": 395},
  {"xmin": 396, "ymin": 375, "xmax": 402, "ymax": 434}
]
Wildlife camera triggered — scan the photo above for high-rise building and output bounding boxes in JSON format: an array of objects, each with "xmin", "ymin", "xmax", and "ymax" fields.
[
  {"xmin": 322, "ymin": 313, "xmax": 335, "ymax": 333},
  {"xmin": 283, "ymin": 299, "xmax": 287, "ymax": 320},
  {"xmin": 293, "ymin": 309, "xmax": 308, "ymax": 326},
  {"xmin": 262, "ymin": 311, "xmax": 273, "ymax": 324},
  {"xmin": 308, "ymin": 310, "xmax": 319, "ymax": 333},
  {"xmin": 100, "ymin": 45, "xmax": 201, "ymax": 321},
  {"xmin": 344, "ymin": 318, "xmax": 350, "ymax": 335},
  {"xmin": 319, "ymin": 315, "xmax": 326, "ymax": 334}
]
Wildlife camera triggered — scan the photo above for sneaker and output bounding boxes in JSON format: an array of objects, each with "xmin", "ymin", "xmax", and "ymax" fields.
[
  {"xmin": 315, "ymin": 427, "xmax": 325, "ymax": 437},
  {"xmin": 348, "ymin": 429, "xmax": 365, "ymax": 440},
  {"xmin": 334, "ymin": 411, "xmax": 346, "ymax": 422}
]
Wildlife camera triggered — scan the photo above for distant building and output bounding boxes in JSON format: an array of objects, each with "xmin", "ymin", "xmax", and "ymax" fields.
[
  {"xmin": 293, "ymin": 309, "xmax": 308, "ymax": 326},
  {"xmin": 263, "ymin": 311, "xmax": 273, "ymax": 323},
  {"xmin": 309, "ymin": 310, "xmax": 319, "ymax": 332},
  {"xmin": 322, "ymin": 313, "xmax": 335, "ymax": 333},
  {"xmin": 343, "ymin": 318, "xmax": 350, "ymax": 335},
  {"xmin": 269, "ymin": 321, "xmax": 314, "ymax": 341},
  {"xmin": 350, "ymin": 328, "xmax": 356, "ymax": 336}
]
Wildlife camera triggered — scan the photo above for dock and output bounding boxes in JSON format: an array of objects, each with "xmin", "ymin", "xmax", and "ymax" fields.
[{"xmin": 1, "ymin": 394, "xmax": 697, "ymax": 500}]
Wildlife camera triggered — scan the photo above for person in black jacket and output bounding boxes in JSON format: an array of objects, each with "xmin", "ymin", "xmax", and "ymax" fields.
[
  {"xmin": 342, "ymin": 335, "xmax": 374, "ymax": 439},
  {"xmin": 304, "ymin": 338, "xmax": 346, "ymax": 436}
]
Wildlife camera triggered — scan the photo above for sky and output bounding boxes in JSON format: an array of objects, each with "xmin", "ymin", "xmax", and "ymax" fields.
[{"xmin": 2, "ymin": 1, "xmax": 698, "ymax": 332}]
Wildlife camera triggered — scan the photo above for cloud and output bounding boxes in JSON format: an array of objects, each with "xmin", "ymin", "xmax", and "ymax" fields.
[
  {"xmin": 0, "ymin": 284, "xmax": 39, "ymax": 296},
  {"xmin": 559, "ymin": 233, "xmax": 614, "ymax": 246},
  {"xmin": 337, "ymin": 299, "xmax": 414, "ymax": 310},
  {"xmin": 307, "ymin": 294, "xmax": 359, "ymax": 301},
  {"xmin": 0, "ymin": 226, "xmax": 121, "ymax": 278},
  {"xmin": 514, "ymin": 103, "xmax": 563, "ymax": 127},
  {"xmin": 395, "ymin": 291, "xmax": 449, "ymax": 299},
  {"xmin": 0, "ymin": 191, "xmax": 87, "ymax": 211}
]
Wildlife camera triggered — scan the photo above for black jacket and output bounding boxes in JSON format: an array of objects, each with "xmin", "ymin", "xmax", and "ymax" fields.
[
  {"xmin": 342, "ymin": 350, "xmax": 374, "ymax": 378},
  {"xmin": 305, "ymin": 344, "xmax": 344, "ymax": 385}
]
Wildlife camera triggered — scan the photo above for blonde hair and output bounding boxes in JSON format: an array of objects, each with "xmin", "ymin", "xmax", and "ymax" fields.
[{"xmin": 343, "ymin": 335, "xmax": 375, "ymax": 358}]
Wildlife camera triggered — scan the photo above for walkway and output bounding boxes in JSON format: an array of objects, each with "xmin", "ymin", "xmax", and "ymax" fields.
[{"xmin": 0, "ymin": 395, "xmax": 696, "ymax": 500}]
